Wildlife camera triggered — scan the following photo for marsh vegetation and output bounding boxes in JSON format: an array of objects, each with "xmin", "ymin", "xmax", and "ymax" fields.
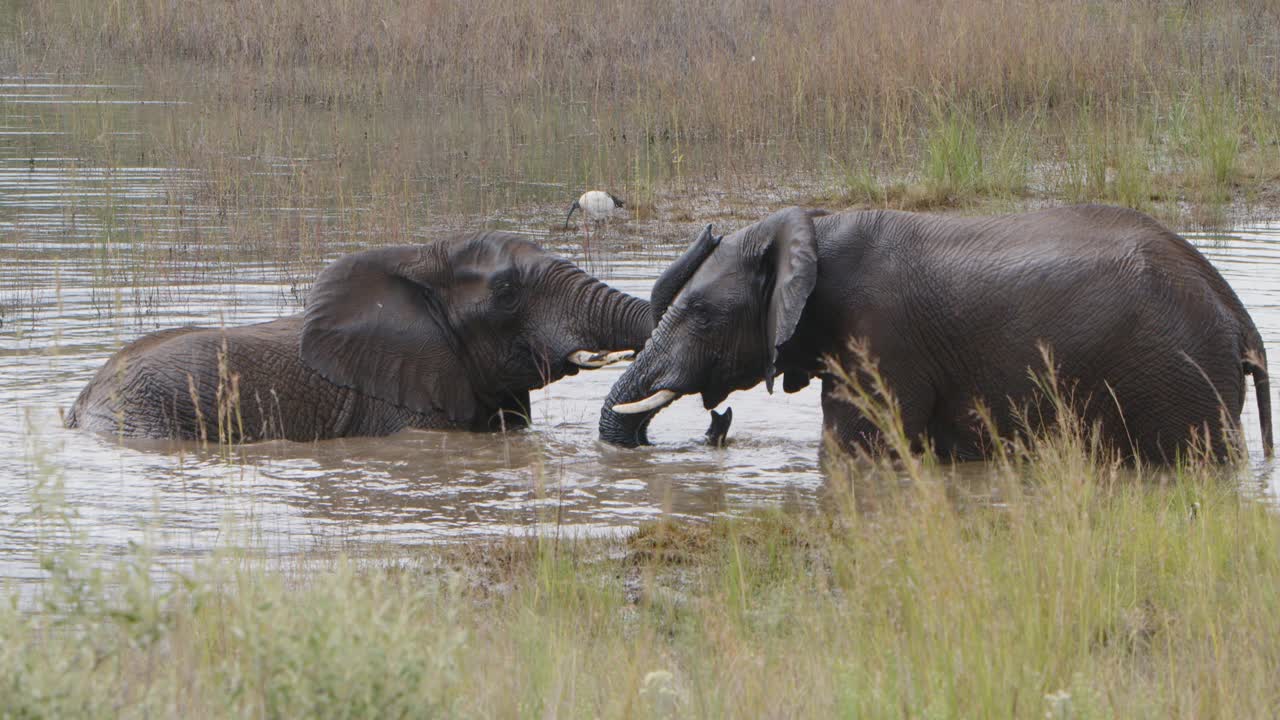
[{"xmin": 9, "ymin": 0, "xmax": 1280, "ymax": 257}]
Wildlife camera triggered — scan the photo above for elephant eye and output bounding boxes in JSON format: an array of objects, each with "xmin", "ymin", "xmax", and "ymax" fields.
[
  {"xmin": 490, "ymin": 268, "xmax": 520, "ymax": 290},
  {"xmin": 491, "ymin": 276, "xmax": 522, "ymax": 312},
  {"xmin": 684, "ymin": 296, "xmax": 718, "ymax": 322}
]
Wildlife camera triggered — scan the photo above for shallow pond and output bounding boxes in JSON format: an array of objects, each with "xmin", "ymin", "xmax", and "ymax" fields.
[{"xmin": 1, "ymin": 78, "xmax": 1277, "ymax": 586}]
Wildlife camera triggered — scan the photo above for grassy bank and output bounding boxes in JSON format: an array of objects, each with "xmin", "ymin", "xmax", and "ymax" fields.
[
  {"xmin": 5, "ymin": 0, "xmax": 1280, "ymax": 247},
  {"xmin": 8, "ymin": 413, "xmax": 1280, "ymax": 717}
]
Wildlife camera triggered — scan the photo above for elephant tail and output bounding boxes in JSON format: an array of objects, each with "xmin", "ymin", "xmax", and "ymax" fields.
[{"xmin": 1244, "ymin": 351, "xmax": 1272, "ymax": 458}]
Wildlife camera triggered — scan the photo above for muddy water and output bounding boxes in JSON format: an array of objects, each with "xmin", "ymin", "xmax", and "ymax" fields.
[{"xmin": 0, "ymin": 78, "xmax": 1277, "ymax": 585}]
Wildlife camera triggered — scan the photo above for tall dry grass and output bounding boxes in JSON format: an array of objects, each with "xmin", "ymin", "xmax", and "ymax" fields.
[
  {"xmin": 15, "ymin": 0, "xmax": 1278, "ymax": 230},
  {"xmin": 20, "ymin": 0, "xmax": 1280, "ymax": 141}
]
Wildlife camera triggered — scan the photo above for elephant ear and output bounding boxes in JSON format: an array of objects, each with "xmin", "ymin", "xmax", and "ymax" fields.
[
  {"xmin": 650, "ymin": 224, "xmax": 720, "ymax": 324},
  {"xmin": 760, "ymin": 208, "xmax": 819, "ymax": 393},
  {"xmin": 300, "ymin": 246, "xmax": 480, "ymax": 423}
]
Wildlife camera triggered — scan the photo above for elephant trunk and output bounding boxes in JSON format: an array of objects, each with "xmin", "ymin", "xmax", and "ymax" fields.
[
  {"xmin": 599, "ymin": 364, "xmax": 660, "ymax": 446},
  {"xmin": 574, "ymin": 272, "xmax": 655, "ymax": 353},
  {"xmin": 598, "ymin": 330, "xmax": 683, "ymax": 446},
  {"xmin": 598, "ymin": 226, "xmax": 723, "ymax": 447},
  {"xmin": 649, "ymin": 225, "xmax": 720, "ymax": 325}
]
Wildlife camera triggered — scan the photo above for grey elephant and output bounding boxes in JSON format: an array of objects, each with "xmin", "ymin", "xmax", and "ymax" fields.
[
  {"xmin": 600, "ymin": 205, "xmax": 1273, "ymax": 462},
  {"xmin": 68, "ymin": 232, "xmax": 663, "ymax": 442}
]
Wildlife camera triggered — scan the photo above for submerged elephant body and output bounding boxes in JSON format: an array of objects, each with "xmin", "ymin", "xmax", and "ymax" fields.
[
  {"xmin": 67, "ymin": 316, "xmax": 472, "ymax": 441},
  {"xmin": 70, "ymin": 232, "xmax": 656, "ymax": 442},
  {"xmin": 602, "ymin": 205, "xmax": 1273, "ymax": 462}
]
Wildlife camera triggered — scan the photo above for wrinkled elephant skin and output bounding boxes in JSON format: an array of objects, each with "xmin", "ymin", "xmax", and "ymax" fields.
[
  {"xmin": 601, "ymin": 205, "xmax": 1273, "ymax": 462},
  {"xmin": 69, "ymin": 232, "xmax": 655, "ymax": 442}
]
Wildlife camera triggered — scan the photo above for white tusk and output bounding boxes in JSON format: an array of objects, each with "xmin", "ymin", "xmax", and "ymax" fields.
[
  {"xmin": 598, "ymin": 350, "xmax": 635, "ymax": 365},
  {"xmin": 612, "ymin": 389, "xmax": 679, "ymax": 414},
  {"xmin": 569, "ymin": 349, "xmax": 636, "ymax": 368}
]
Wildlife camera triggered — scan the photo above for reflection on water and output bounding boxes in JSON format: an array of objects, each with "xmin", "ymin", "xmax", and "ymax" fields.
[{"xmin": 0, "ymin": 76, "xmax": 1277, "ymax": 587}]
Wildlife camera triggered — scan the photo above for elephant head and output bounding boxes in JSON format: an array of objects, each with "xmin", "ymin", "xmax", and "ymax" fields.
[
  {"xmin": 302, "ymin": 232, "xmax": 654, "ymax": 430},
  {"xmin": 600, "ymin": 208, "xmax": 820, "ymax": 446}
]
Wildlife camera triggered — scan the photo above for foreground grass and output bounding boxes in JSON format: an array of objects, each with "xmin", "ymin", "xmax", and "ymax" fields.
[{"xmin": 6, "ymin": 446, "xmax": 1279, "ymax": 717}]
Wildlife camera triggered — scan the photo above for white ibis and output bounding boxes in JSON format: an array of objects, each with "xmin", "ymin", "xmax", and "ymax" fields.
[{"xmin": 564, "ymin": 190, "xmax": 624, "ymax": 251}]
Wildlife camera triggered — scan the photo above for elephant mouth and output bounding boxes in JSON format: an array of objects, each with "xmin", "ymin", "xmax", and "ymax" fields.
[
  {"xmin": 600, "ymin": 368, "xmax": 736, "ymax": 447},
  {"xmin": 598, "ymin": 398, "xmax": 666, "ymax": 447},
  {"xmin": 599, "ymin": 338, "xmax": 726, "ymax": 447},
  {"xmin": 601, "ymin": 386, "xmax": 736, "ymax": 447},
  {"xmin": 599, "ymin": 372, "xmax": 681, "ymax": 445},
  {"xmin": 544, "ymin": 348, "xmax": 635, "ymax": 380},
  {"xmin": 599, "ymin": 384, "xmax": 701, "ymax": 447},
  {"xmin": 611, "ymin": 379, "xmax": 732, "ymax": 415}
]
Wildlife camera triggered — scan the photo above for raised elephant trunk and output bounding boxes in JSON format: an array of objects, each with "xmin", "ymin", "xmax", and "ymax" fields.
[
  {"xmin": 648, "ymin": 225, "xmax": 720, "ymax": 324},
  {"xmin": 559, "ymin": 265, "xmax": 655, "ymax": 354},
  {"xmin": 560, "ymin": 223, "xmax": 718, "ymax": 358}
]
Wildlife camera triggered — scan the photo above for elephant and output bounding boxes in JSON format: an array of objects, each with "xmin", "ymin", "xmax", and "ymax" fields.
[
  {"xmin": 599, "ymin": 205, "xmax": 1274, "ymax": 463},
  {"xmin": 68, "ymin": 231, "xmax": 676, "ymax": 442}
]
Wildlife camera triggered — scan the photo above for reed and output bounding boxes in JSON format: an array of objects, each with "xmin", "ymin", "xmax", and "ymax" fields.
[{"xmin": 19, "ymin": 0, "xmax": 1278, "ymax": 135}]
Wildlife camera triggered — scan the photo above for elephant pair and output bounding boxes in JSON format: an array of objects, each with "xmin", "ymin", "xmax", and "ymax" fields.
[
  {"xmin": 72, "ymin": 206, "xmax": 1273, "ymax": 464},
  {"xmin": 600, "ymin": 205, "xmax": 1273, "ymax": 463}
]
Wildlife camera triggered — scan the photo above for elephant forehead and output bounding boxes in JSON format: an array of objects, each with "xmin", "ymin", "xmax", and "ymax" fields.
[
  {"xmin": 453, "ymin": 231, "xmax": 545, "ymax": 260},
  {"xmin": 679, "ymin": 253, "xmax": 753, "ymax": 300},
  {"xmin": 449, "ymin": 266, "xmax": 497, "ymax": 285},
  {"xmin": 723, "ymin": 211, "xmax": 785, "ymax": 252},
  {"xmin": 445, "ymin": 252, "xmax": 528, "ymax": 286}
]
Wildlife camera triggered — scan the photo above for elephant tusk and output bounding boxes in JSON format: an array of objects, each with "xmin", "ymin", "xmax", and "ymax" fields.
[
  {"xmin": 569, "ymin": 349, "xmax": 635, "ymax": 368},
  {"xmin": 612, "ymin": 389, "xmax": 679, "ymax": 414}
]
